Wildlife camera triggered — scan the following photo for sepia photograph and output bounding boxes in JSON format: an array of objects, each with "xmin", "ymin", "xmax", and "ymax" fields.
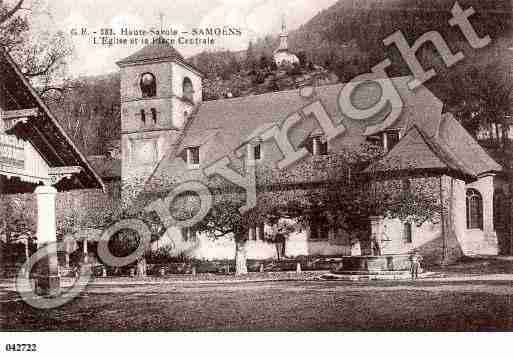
[{"xmin": 1, "ymin": 0, "xmax": 513, "ymax": 346}]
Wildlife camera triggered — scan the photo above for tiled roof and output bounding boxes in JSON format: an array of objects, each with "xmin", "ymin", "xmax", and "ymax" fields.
[
  {"xmin": 183, "ymin": 76, "xmax": 427, "ymax": 157},
  {"xmin": 140, "ymin": 76, "xmax": 502, "ymax": 199},
  {"xmin": 365, "ymin": 113, "xmax": 502, "ymax": 177},
  {"xmin": 116, "ymin": 39, "xmax": 203, "ymax": 76},
  {"xmin": 117, "ymin": 40, "xmax": 185, "ymax": 65}
]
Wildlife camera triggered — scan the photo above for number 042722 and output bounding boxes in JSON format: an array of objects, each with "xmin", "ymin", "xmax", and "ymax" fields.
[{"xmin": 5, "ymin": 344, "xmax": 37, "ymax": 352}]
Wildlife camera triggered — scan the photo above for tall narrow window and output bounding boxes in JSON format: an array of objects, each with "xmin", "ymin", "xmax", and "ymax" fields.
[
  {"xmin": 403, "ymin": 222, "xmax": 413, "ymax": 243},
  {"xmin": 466, "ymin": 189, "xmax": 483, "ymax": 229},
  {"xmin": 151, "ymin": 108, "xmax": 157, "ymax": 124},
  {"xmin": 183, "ymin": 77, "xmax": 194, "ymax": 102},
  {"xmin": 140, "ymin": 109, "xmax": 146, "ymax": 124},
  {"xmin": 140, "ymin": 73, "xmax": 156, "ymax": 97}
]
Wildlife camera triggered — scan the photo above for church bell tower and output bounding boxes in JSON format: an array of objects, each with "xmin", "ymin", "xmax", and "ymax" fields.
[{"xmin": 116, "ymin": 39, "xmax": 203, "ymax": 203}]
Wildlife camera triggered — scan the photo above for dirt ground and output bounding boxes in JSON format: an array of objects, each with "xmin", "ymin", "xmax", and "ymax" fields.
[{"xmin": 2, "ymin": 276, "xmax": 513, "ymax": 331}]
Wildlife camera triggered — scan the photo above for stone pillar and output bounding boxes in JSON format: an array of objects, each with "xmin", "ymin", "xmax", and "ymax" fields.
[
  {"xmin": 83, "ymin": 239, "xmax": 88, "ymax": 264},
  {"xmin": 21, "ymin": 238, "xmax": 30, "ymax": 278},
  {"xmin": 34, "ymin": 185, "xmax": 60, "ymax": 296}
]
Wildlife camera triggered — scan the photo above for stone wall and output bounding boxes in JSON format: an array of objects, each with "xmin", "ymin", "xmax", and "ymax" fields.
[{"xmin": 376, "ymin": 174, "xmax": 499, "ymax": 265}]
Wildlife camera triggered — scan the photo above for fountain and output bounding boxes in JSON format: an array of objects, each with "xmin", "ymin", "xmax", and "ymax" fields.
[{"xmin": 323, "ymin": 217, "xmax": 419, "ymax": 280}]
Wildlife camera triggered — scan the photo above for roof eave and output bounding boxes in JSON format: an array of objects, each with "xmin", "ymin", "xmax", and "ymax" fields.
[
  {"xmin": 116, "ymin": 57, "xmax": 204, "ymax": 78},
  {"xmin": 1, "ymin": 47, "xmax": 105, "ymax": 192}
]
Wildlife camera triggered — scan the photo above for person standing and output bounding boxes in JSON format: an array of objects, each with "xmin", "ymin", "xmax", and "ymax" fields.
[{"xmin": 410, "ymin": 251, "xmax": 423, "ymax": 280}]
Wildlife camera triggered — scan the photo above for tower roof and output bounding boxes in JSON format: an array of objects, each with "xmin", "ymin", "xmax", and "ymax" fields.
[
  {"xmin": 116, "ymin": 39, "xmax": 203, "ymax": 76},
  {"xmin": 117, "ymin": 39, "xmax": 185, "ymax": 65}
]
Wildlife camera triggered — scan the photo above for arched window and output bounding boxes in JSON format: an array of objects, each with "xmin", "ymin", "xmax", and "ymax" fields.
[
  {"xmin": 466, "ymin": 189, "xmax": 483, "ymax": 229},
  {"xmin": 140, "ymin": 73, "xmax": 156, "ymax": 98},
  {"xmin": 183, "ymin": 77, "xmax": 194, "ymax": 102}
]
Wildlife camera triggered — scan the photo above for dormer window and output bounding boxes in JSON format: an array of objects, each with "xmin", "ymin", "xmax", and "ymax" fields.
[
  {"xmin": 367, "ymin": 130, "xmax": 401, "ymax": 152},
  {"xmin": 310, "ymin": 135, "xmax": 328, "ymax": 156},
  {"xmin": 151, "ymin": 108, "xmax": 157, "ymax": 124},
  {"xmin": 140, "ymin": 73, "xmax": 156, "ymax": 98},
  {"xmin": 183, "ymin": 77, "xmax": 194, "ymax": 102},
  {"xmin": 386, "ymin": 130, "xmax": 400, "ymax": 151},
  {"xmin": 254, "ymin": 143, "xmax": 262, "ymax": 161},
  {"xmin": 186, "ymin": 146, "xmax": 200, "ymax": 168}
]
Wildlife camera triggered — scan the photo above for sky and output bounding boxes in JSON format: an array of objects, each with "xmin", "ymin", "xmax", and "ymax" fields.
[{"xmin": 24, "ymin": 0, "xmax": 339, "ymax": 77}]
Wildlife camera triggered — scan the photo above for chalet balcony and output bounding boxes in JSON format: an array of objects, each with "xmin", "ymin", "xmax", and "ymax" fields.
[{"xmin": 0, "ymin": 133, "xmax": 25, "ymax": 169}]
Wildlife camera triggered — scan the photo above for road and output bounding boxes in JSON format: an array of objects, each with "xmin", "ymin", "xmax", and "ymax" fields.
[{"xmin": 1, "ymin": 279, "xmax": 513, "ymax": 331}]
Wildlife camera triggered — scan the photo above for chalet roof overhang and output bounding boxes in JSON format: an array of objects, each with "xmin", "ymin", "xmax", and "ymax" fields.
[{"xmin": 0, "ymin": 48, "xmax": 105, "ymax": 192}]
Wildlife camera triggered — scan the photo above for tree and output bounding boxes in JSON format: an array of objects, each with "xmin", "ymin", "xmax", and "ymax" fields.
[
  {"xmin": 181, "ymin": 143, "xmax": 443, "ymax": 274},
  {"xmin": 0, "ymin": 194, "xmax": 36, "ymax": 244},
  {"xmin": 266, "ymin": 147, "xmax": 443, "ymax": 256},
  {"xmin": 259, "ymin": 54, "xmax": 270, "ymax": 70},
  {"xmin": 193, "ymin": 199, "xmax": 251, "ymax": 275},
  {"xmin": 297, "ymin": 51, "xmax": 308, "ymax": 69},
  {"xmin": 244, "ymin": 41, "xmax": 256, "ymax": 72},
  {"xmin": 1, "ymin": 0, "xmax": 73, "ymax": 96},
  {"xmin": 47, "ymin": 74, "xmax": 121, "ymax": 155},
  {"xmin": 441, "ymin": 62, "xmax": 513, "ymax": 144}
]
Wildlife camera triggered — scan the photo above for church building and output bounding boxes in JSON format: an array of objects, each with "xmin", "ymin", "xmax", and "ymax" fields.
[
  {"xmin": 116, "ymin": 40, "xmax": 503, "ymax": 265},
  {"xmin": 273, "ymin": 17, "xmax": 300, "ymax": 67}
]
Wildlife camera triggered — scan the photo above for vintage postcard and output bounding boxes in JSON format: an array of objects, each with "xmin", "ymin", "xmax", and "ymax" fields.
[{"xmin": 1, "ymin": 0, "xmax": 513, "ymax": 346}]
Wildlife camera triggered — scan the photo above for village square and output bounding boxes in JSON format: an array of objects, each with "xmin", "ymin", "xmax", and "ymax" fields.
[{"xmin": 1, "ymin": 0, "xmax": 513, "ymax": 331}]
